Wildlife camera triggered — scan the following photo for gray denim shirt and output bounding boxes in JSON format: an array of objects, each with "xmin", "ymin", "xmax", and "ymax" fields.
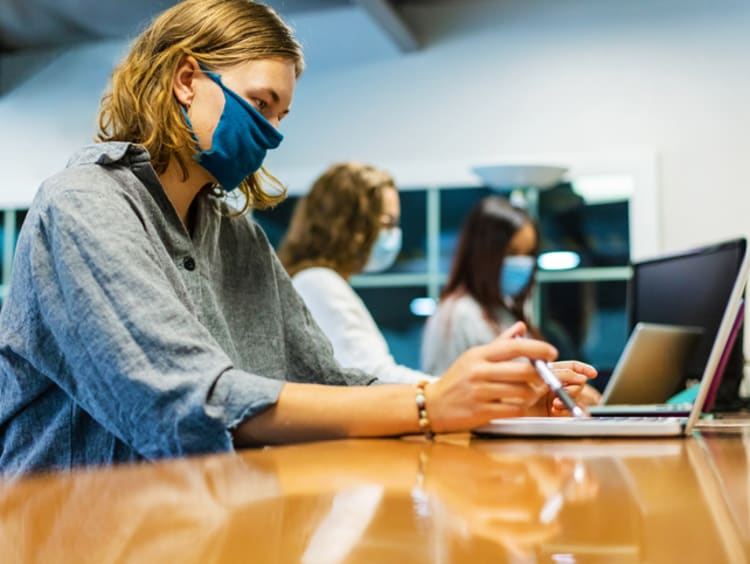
[{"xmin": 0, "ymin": 143, "xmax": 374, "ymax": 476}]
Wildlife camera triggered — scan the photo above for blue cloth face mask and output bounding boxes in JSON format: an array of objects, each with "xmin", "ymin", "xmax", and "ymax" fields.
[
  {"xmin": 363, "ymin": 227, "xmax": 402, "ymax": 273},
  {"xmin": 500, "ymin": 255, "xmax": 536, "ymax": 298},
  {"xmin": 182, "ymin": 68, "xmax": 283, "ymax": 191}
]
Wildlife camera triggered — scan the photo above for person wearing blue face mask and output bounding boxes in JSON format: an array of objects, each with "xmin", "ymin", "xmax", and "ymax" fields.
[
  {"xmin": 501, "ymin": 255, "xmax": 537, "ymax": 298},
  {"xmin": 181, "ymin": 65, "xmax": 283, "ymax": 193},
  {"xmin": 278, "ymin": 162, "xmax": 433, "ymax": 384},
  {"xmin": 421, "ymin": 196, "xmax": 601, "ymax": 405},
  {"xmin": 0, "ymin": 1, "xmax": 597, "ymax": 476}
]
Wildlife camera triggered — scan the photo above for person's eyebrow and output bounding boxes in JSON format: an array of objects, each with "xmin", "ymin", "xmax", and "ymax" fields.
[
  {"xmin": 248, "ymin": 87, "xmax": 280, "ymax": 104},
  {"xmin": 246, "ymin": 87, "xmax": 291, "ymax": 117}
]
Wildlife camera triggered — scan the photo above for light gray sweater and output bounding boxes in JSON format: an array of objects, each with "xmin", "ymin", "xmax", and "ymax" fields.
[{"xmin": 421, "ymin": 293, "xmax": 516, "ymax": 375}]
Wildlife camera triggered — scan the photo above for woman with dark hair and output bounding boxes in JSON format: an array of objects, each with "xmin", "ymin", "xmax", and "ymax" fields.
[{"xmin": 422, "ymin": 196, "xmax": 600, "ymax": 404}]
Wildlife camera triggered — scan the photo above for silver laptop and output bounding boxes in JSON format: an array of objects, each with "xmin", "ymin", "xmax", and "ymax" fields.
[
  {"xmin": 473, "ymin": 240, "xmax": 749, "ymax": 438},
  {"xmin": 585, "ymin": 323, "xmax": 703, "ymax": 416}
]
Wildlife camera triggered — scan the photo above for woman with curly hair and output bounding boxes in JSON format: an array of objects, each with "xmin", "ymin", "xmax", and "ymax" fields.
[{"xmin": 279, "ymin": 162, "xmax": 431, "ymax": 384}]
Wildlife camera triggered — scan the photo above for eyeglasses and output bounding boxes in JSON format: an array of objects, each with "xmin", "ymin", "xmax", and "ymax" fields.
[{"xmin": 380, "ymin": 215, "xmax": 400, "ymax": 229}]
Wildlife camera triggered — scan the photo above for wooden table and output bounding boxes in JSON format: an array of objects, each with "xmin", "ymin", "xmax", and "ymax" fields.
[{"xmin": 1, "ymin": 423, "xmax": 749, "ymax": 563}]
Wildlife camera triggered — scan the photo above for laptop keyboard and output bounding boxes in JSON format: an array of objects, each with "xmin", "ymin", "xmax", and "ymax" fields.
[{"xmin": 592, "ymin": 416, "xmax": 683, "ymax": 422}]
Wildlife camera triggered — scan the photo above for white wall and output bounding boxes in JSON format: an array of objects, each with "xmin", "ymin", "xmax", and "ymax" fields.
[
  {"xmin": 3, "ymin": 0, "xmax": 749, "ymax": 254},
  {"xmin": 269, "ymin": 0, "xmax": 750, "ymax": 256},
  {"xmin": 0, "ymin": 41, "xmax": 128, "ymax": 207}
]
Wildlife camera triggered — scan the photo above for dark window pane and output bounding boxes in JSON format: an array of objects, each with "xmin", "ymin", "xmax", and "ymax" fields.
[
  {"xmin": 15, "ymin": 209, "xmax": 28, "ymax": 233},
  {"xmin": 539, "ymin": 183, "xmax": 630, "ymax": 267},
  {"xmin": 252, "ymin": 196, "xmax": 300, "ymax": 250},
  {"xmin": 253, "ymin": 191, "xmax": 427, "ymax": 275},
  {"xmin": 354, "ymin": 286, "xmax": 429, "ymax": 370},
  {"xmin": 539, "ymin": 280, "xmax": 628, "ymax": 391},
  {"xmin": 438, "ymin": 187, "xmax": 493, "ymax": 274},
  {"xmin": 383, "ymin": 189, "xmax": 427, "ymax": 274}
]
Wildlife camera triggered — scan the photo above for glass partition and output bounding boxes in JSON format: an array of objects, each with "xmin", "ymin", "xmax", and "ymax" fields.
[
  {"xmin": 539, "ymin": 280, "xmax": 629, "ymax": 391},
  {"xmin": 354, "ymin": 285, "xmax": 429, "ymax": 370}
]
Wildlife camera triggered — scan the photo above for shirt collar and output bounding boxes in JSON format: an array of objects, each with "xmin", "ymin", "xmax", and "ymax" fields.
[{"xmin": 66, "ymin": 142, "xmax": 151, "ymax": 169}]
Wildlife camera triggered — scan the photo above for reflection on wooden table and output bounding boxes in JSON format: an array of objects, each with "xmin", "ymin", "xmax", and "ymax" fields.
[{"xmin": 1, "ymin": 427, "xmax": 749, "ymax": 563}]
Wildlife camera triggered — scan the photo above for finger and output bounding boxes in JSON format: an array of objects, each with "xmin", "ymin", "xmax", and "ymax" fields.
[
  {"xmin": 476, "ymin": 381, "xmax": 546, "ymax": 406},
  {"xmin": 549, "ymin": 360, "xmax": 598, "ymax": 379},
  {"xmin": 551, "ymin": 368, "xmax": 587, "ymax": 386},
  {"xmin": 561, "ymin": 384, "xmax": 584, "ymax": 397},
  {"xmin": 498, "ymin": 321, "xmax": 527, "ymax": 340},
  {"xmin": 550, "ymin": 401, "xmax": 572, "ymax": 416},
  {"xmin": 478, "ymin": 338, "xmax": 558, "ymax": 364},
  {"xmin": 580, "ymin": 384, "xmax": 602, "ymax": 405},
  {"xmin": 480, "ymin": 402, "xmax": 526, "ymax": 420},
  {"xmin": 552, "ymin": 385, "xmax": 584, "ymax": 402},
  {"xmin": 550, "ymin": 392, "xmax": 584, "ymax": 411},
  {"xmin": 474, "ymin": 360, "xmax": 546, "ymax": 386},
  {"xmin": 550, "ymin": 406, "xmax": 570, "ymax": 417}
]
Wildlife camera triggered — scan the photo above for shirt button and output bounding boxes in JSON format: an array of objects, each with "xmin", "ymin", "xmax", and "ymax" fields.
[{"xmin": 183, "ymin": 256, "xmax": 196, "ymax": 271}]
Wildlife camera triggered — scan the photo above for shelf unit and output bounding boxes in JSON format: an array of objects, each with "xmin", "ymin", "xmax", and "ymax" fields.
[
  {"xmin": 350, "ymin": 185, "xmax": 633, "ymax": 306},
  {"xmin": 0, "ymin": 182, "xmax": 634, "ymax": 378},
  {"xmin": 327, "ymin": 182, "xmax": 633, "ymax": 375},
  {"xmin": 0, "ymin": 192, "xmax": 633, "ymax": 299}
]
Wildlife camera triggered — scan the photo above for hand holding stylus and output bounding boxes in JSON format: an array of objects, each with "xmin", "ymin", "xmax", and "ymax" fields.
[
  {"xmin": 530, "ymin": 356, "xmax": 590, "ymax": 418},
  {"xmin": 546, "ymin": 360, "xmax": 599, "ymax": 415},
  {"xmin": 427, "ymin": 325, "xmax": 558, "ymax": 431},
  {"xmin": 507, "ymin": 325, "xmax": 592, "ymax": 418}
]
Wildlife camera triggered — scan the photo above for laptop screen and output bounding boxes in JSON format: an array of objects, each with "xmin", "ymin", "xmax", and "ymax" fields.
[{"xmin": 628, "ymin": 238, "xmax": 746, "ymax": 408}]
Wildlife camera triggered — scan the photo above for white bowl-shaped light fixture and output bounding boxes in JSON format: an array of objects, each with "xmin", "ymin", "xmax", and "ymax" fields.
[{"xmin": 471, "ymin": 164, "xmax": 569, "ymax": 191}]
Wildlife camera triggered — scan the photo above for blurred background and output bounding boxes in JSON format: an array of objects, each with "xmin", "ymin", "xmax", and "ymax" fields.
[{"xmin": 1, "ymin": 0, "xmax": 749, "ymax": 387}]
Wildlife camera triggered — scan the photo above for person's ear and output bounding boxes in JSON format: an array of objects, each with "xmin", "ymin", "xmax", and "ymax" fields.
[{"xmin": 172, "ymin": 54, "xmax": 199, "ymax": 109}]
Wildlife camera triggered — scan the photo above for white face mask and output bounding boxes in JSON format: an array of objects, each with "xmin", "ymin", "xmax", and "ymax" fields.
[{"xmin": 363, "ymin": 227, "xmax": 402, "ymax": 273}]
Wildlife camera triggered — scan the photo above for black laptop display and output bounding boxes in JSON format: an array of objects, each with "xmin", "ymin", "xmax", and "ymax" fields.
[{"xmin": 628, "ymin": 238, "xmax": 746, "ymax": 410}]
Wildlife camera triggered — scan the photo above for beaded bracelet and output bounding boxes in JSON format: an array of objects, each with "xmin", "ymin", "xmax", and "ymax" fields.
[{"xmin": 415, "ymin": 380, "xmax": 434, "ymax": 440}]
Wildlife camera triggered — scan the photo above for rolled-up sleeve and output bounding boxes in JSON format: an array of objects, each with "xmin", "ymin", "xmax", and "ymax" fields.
[{"xmin": 31, "ymin": 189, "xmax": 282, "ymax": 459}]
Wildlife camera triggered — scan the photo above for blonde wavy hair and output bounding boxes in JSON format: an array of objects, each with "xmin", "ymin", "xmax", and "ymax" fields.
[
  {"xmin": 279, "ymin": 163, "xmax": 396, "ymax": 278},
  {"xmin": 97, "ymin": 0, "xmax": 304, "ymax": 212}
]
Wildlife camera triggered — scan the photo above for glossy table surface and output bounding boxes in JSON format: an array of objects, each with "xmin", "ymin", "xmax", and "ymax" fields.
[{"xmin": 2, "ymin": 420, "xmax": 750, "ymax": 563}]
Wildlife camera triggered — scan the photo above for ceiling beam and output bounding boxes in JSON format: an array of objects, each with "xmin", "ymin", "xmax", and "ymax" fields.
[
  {"xmin": 0, "ymin": 49, "xmax": 61, "ymax": 95},
  {"xmin": 352, "ymin": 0, "xmax": 419, "ymax": 53}
]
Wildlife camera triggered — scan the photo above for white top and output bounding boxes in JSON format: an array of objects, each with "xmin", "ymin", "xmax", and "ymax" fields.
[
  {"xmin": 292, "ymin": 267, "xmax": 433, "ymax": 384},
  {"xmin": 421, "ymin": 293, "xmax": 516, "ymax": 376}
]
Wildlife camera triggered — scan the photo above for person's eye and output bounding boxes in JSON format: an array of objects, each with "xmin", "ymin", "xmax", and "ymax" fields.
[{"xmin": 251, "ymin": 98, "xmax": 268, "ymax": 111}]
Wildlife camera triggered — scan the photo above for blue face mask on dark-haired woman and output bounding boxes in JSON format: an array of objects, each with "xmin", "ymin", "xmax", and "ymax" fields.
[{"xmin": 500, "ymin": 255, "xmax": 535, "ymax": 298}]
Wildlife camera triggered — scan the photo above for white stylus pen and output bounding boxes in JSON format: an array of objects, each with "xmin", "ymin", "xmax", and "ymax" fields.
[
  {"xmin": 533, "ymin": 358, "xmax": 589, "ymax": 418},
  {"xmin": 516, "ymin": 335, "xmax": 589, "ymax": 418}
]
